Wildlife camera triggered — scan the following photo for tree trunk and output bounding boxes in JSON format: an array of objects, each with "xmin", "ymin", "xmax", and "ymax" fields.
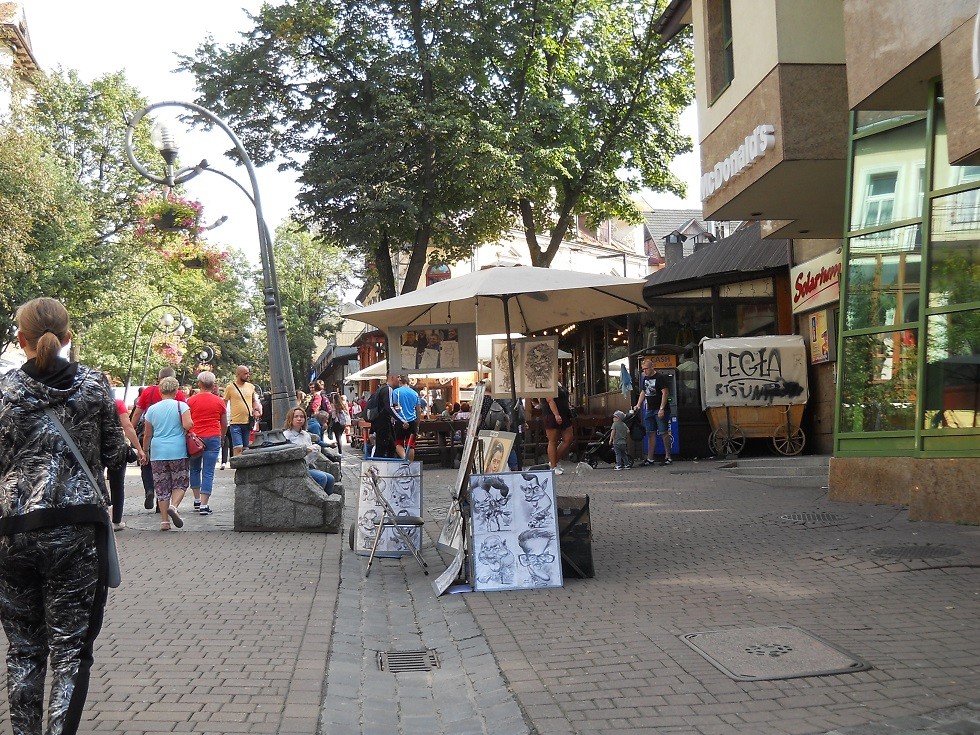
[{"xmin": 375, "ymin": 232, "xmax": 397, "ymax": 300}]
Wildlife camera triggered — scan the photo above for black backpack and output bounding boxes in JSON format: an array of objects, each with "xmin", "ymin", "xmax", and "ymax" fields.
[
  {"xmin": 364, "ymin": 387, "xmax": 381, "ymax": 421},
  {"xmin": 483, "ymin": 399, "xmax": 511, "ymax": 431}
]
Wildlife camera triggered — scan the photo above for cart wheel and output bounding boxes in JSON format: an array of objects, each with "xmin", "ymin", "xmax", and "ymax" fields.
[
  {"xmin": 587, "ymin": 457, "xmax": 598, "ymax": 469},
  {"xmin": 710, "ymin": 425, "xmax": 746, "ymax": 456},
  {"xmin": 348, "ymin": 523, "xmax": 356, "ymax": 550},
  {"xmin": 772, "ymin": 425, "xmax": 806, "ymax": 456}
]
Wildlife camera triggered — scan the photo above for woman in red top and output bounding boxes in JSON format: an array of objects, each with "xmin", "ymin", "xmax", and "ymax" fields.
[{"xmin": 186, "ymin": 371, "xmax": 228, "ymax": 515}]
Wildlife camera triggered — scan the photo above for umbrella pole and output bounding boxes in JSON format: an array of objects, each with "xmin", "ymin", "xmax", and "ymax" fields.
[{"xmin": 502, "ymin": 294, "xmax": 520, "ymax": 415}]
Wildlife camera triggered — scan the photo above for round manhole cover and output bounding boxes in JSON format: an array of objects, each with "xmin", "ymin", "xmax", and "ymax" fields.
[
  {"xmin": 870, "ymin": 543, "xmax": 962, "ymax": 561},
  {"xmin": 780, "ymin": 512, "xmax": 845, "ymax": 524}
]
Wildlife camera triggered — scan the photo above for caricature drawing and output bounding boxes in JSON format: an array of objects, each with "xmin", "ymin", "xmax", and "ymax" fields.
[
  {"xmin": 520, "ymin": 472, "xmax": 553, "ymax": 528},
  {"xmin": 470, "ymin": 475, "xmax": 512, "ymax": 532},
  {"xmin": 518, "ymin": 528, "xmax": 557, "ymax": 586},
  {"xmin": 524, "ymin": 340, "xmax": 556, "ymax": 390},
  {"xmin": 476, "ymin": 535, "xmax": 516, "ymax": 585},
  {"xmin": 389, "ymin": 463, "xmax": 419, "ymax": 508}
]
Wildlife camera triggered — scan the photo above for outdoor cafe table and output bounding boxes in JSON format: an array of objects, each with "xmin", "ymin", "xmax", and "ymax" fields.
[{"xmin": 356, "ymin": 418, "xmax": 469, "ymax": 468}]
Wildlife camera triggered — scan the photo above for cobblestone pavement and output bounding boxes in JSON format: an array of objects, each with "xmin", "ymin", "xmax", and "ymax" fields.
[{"xmin": 0, "ymin": 450, "xmax": 977, "ymax": 734}]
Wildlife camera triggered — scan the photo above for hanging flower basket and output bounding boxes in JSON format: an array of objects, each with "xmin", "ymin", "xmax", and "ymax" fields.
[{"xmin": 136, "ymin": 193, "xmax": 202, "ymax": 234}]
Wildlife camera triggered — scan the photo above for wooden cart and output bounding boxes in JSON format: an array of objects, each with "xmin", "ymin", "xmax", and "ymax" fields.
[{"xmin": 699, "ymin": 336, "xmax": 809, "ymax": 456}]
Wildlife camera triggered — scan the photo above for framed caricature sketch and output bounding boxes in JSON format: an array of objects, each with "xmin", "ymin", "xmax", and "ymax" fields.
[
  {"xmin": 478, "ymin": 430, "xmax": 516, "ymax": 474},
  {"xmin": 491, "ymin": 337, "xmax": 558, "ymax": 399},
  {"xmin": 389, "ymin": 323, "xmax": 477, "ymax": 374},
  {"xmin": 468, "ymin": 470, "xmax": 563, "ymax": 592},
  {"xmin": 355, "ymin": 460, "xmax": 423, "ymax": 558}
]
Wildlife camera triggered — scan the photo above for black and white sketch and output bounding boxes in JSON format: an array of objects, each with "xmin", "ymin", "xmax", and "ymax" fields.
[
  {"xmin": 356, "ymin": 460, "xmax": 423, "ymax": 557},
  {"xmin": 389, "ymin": 323, "xmax": 477, "ymax": 374},
  {"xmin": 519, "ymin": 471, "xmax": 554, "ymax": 528},
  {"xmin": 469, "ymin": 469, "xmax": 563, "ymax": 591},
  {"xmin": 491, "ymin": 337, "xmax": 559, "ymax": 398},
  {"xmin": 470, "ymin": 475, "xmax": 513, "ymax": 532},
  {"xmin": 523, "ymin": 338, "xmax": 557, "ymax": 392},
  {"xmin": 476, "ymin": 535, "xmax": 516, "ymax": 585}
]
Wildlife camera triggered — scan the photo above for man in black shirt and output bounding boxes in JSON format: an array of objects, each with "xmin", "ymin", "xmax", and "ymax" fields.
[
  {"xmin": 634, "ymin": 357, "xmax": 672, "ymax": 466},
  {"xmin": 372, "ymin": 374, "xmax": 400, "ymax": 459}
]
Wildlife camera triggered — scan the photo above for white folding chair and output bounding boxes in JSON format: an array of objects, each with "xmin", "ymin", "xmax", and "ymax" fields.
[{"xmin": 365, "ymin": 470, "xmax": 428, "ymax": 577}]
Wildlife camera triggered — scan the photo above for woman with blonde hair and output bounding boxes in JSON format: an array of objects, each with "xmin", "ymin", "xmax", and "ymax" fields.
[
  {"xmin": 141, "ymin": 376, "xmax": 193, "ymax": 530},
  {"xmin": 0, "ymin": 297, "xmax": 127, "ymax": 734}
]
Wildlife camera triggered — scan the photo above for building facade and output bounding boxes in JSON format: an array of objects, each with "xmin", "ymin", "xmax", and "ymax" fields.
[{"xmin": 657, "ymin": 0, "xmax": 980, "ymax": 522}]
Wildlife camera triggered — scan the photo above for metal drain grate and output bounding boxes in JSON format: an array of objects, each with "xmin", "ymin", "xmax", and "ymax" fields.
[
  {"xmin": 870, "ymin": 543, "xmax": 962, "ymax": 561},
  {"xmin": 378, "ymin": 649, "xmax": 440, "ymax": 673},
  {"xmin": 780, "ymin": 512, "xmax": 845, "ymax": 524}
]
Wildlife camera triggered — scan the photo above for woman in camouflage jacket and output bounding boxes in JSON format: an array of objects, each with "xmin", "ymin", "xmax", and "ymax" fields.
[{"xmin": 0, "ymin": 298, "xmax": 126, "ymax": 735}]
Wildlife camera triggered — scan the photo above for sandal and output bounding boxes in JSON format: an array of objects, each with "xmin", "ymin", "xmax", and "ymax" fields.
[{"xmin": 160, "ymin": 522, "xmax": 171, "ymax": 531}]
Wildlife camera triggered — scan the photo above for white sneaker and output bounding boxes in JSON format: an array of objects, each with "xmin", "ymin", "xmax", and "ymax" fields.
[
  {"xmin": 552, "ymin": 465, "xmax": 564, "ymax": 475},
  {"xmin": 112, "ymin": 522, "xmax": 126, "ymax": 531}
]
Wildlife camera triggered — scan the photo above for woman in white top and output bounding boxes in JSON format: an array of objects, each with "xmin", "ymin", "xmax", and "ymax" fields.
[{"xmin": 283, "ymin": 407, "xmax": 335, "ymax": 494}]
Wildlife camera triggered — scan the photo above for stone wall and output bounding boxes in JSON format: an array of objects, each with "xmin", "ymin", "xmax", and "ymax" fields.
[{"xmin": 232, "ymin": 443, "xmax": 344, "ymax": 533}]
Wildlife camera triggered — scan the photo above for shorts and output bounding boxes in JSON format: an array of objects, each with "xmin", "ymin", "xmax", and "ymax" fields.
[
  {"xmin": 394, "ymin": 419, "xmax": 418, "ymax": 449},
  {"xmin": 229, "ymin": 423, "xmax": 252, "ymax": 448},
  {"xmin": 151, "ymin": 458, "xmax": 189, "ymax": 501},
  {"xmin": 643, "ymin": 409, "xmax": 671, "ymax": 435},
  {"xmin": 543, "ymin": 411, "xmax": 572, "ymax": 430}
]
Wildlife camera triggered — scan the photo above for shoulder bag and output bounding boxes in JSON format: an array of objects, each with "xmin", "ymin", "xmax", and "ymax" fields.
[
  {"xmin": 179, "ymin": 402, "xmax": 206, "ymax": 457},
  {"xmin": 44, "ymin": 408, "xmax": 121, "ymax": 588}
]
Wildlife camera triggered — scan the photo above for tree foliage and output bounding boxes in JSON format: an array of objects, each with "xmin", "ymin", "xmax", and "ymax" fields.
[
  {"xmin": 0, "ymin": 68, "xmax": 264, "ymax": 390},
  {"xmin": 181, "ymin": 0, "xmax": 693, "ymax": 291}
]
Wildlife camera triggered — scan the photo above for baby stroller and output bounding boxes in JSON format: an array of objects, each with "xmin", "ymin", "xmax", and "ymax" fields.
[{"xmin": 582, "ymin": 412, "xmax": 638, "ymax": 469}]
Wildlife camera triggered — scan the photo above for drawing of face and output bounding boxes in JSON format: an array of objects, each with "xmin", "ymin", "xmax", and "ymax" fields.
[
  {"xmin": 479, "ymin": 535, "xmax": 509, "ymax": 564},
  {"xmin": 521, "ymin": 475, "xmax": 546, "ymax": 504},
  {"xmin": 518, "ymin": 530, "xmax": 556, "ymax": 584},
  {"xmin": 390, "ymin": 464, "xmax": 416, "ymax": 507},
  {"xmin": 486, "ymin": 442, "xmax": 505, "ymax": 473}
]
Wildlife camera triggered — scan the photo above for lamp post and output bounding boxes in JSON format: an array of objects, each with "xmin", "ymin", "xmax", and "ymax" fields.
[
  {"xmin": 124, "ymin": 101, "xmax": 295, "ymax": 441},
  {"xmin": 123, "ymin": 296, "xmax": 189, "ymax": 401},
  {"xmin": 598, "ymin": 252, "xmax": 629, "ymax": 276},
  {"xmin": 138, "ymin": 312, "xmax": 194, "ymax": 389}
]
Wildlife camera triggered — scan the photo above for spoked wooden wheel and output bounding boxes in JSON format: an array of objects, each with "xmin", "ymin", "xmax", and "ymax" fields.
[
  {"xmin": 772, "ymin": 425, "xmax": 805, "ymax": 455},
  {"xmin": 709, "ymin": 425, "xmax": 746, "ymax": 456}
]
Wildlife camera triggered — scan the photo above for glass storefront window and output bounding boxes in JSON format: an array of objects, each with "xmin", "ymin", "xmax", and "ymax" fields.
[
  {"xmin": 717, "ymin": 302, "xmax": 776, "ymax": 337},
  {"xmin": 839, "ymin": 329, "xmax": 918, "ymax": 432},
  {"xmin": 928, "ymin": 191, "xmax": 980, "ymax": 309},
  {"xmin": 923, "ymin": 309, "xmax": 980, "ymax": 430},
  {"xmin": 850, "ymin": 120, "xmax": 926, "ymax": 231},
  {"xmin": 844, "ymin": 225, "xmax": 921, "ymax": 330}
]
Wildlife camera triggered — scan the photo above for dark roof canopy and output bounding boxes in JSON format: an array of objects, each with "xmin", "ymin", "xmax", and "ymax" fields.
[{"xmin": 642, "ymin": 222, "xmax": 789, "ymax": 298}]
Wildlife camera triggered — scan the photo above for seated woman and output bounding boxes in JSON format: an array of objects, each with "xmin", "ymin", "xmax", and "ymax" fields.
[
  {"xmin": 454, "ymin": 401, "xmax": 471, "ymax": 420},
  {"xmin": 283, "ymin": 407, "xmax": 336, "ymax": 494}
]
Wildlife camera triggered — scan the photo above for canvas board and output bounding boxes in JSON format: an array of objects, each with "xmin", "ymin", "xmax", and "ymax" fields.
[
  {"xmin": 491, "ymin": 337, "xmax": 558, "ymax": 398},
  {"xmin": 468, "ymin": 470, "xmax": 564, "ymax": 591},
  {"xmin": 436, "ymin": 381, "xmax": 486, "ymax": 555},
  {"xmin": 389, "ymin": 323, "xmax": 477, "ymax": 374},
  {"xmin": 355, "ymin": 460, "xmax": 423, "ymax": 557}
]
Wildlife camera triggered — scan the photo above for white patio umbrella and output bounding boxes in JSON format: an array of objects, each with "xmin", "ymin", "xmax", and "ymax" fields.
[{"xmin": 344, "ymin": 265, "xmax": 648, "ymax": 406}]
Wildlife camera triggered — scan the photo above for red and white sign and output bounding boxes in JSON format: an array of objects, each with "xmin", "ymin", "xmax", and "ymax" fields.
[{"xmin": 791, "ymin": 249, "xmax": 842, "ymax": 314}]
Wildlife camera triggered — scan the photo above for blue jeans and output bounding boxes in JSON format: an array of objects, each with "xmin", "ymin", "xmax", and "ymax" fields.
[
  {"xmin": 309, "ymin": 468, "xmax": 336, "ymax": 494},
  {"xmin": 229, "ymin": 423, "xmax": 251, "ymax": 448},
  {"xmin": 189, "ymin": 435, "xmax": 222, "ymax": 496}
]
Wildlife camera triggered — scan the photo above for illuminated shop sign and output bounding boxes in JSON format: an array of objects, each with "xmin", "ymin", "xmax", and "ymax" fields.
[
  {"xmin": 790, "ymin": 249, "xmax": 842, "ymax": 314},
  {"xmin": 700, "ymin": 124, "xmax": 776, "ymax": 201}
]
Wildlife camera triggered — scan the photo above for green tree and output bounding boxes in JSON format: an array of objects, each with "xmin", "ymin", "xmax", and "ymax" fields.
[
  {"xmin": 181, "ymin": 0, "xmax": 515, "ymax": 298},
  {"xmin": 272, "ymin": 221, "xmax": 353, "ymax": 387},
  {"xmin": 475, "ymin": 0, "xmax": 694, "ymax": 265}
]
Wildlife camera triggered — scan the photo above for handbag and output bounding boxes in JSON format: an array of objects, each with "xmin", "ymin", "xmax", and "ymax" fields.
[
  {"xmin": 179, "ymin": 402, "xmax": 206, "ymax": 457},
  {"xmin": 43, "ymin": 408, "xmax": 122, "ymax": 588}
]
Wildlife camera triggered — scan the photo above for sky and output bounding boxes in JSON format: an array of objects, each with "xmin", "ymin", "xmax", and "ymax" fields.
[{"xmin": 21, "ymin": 0, "xmax": 702, "ymax": 266}]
